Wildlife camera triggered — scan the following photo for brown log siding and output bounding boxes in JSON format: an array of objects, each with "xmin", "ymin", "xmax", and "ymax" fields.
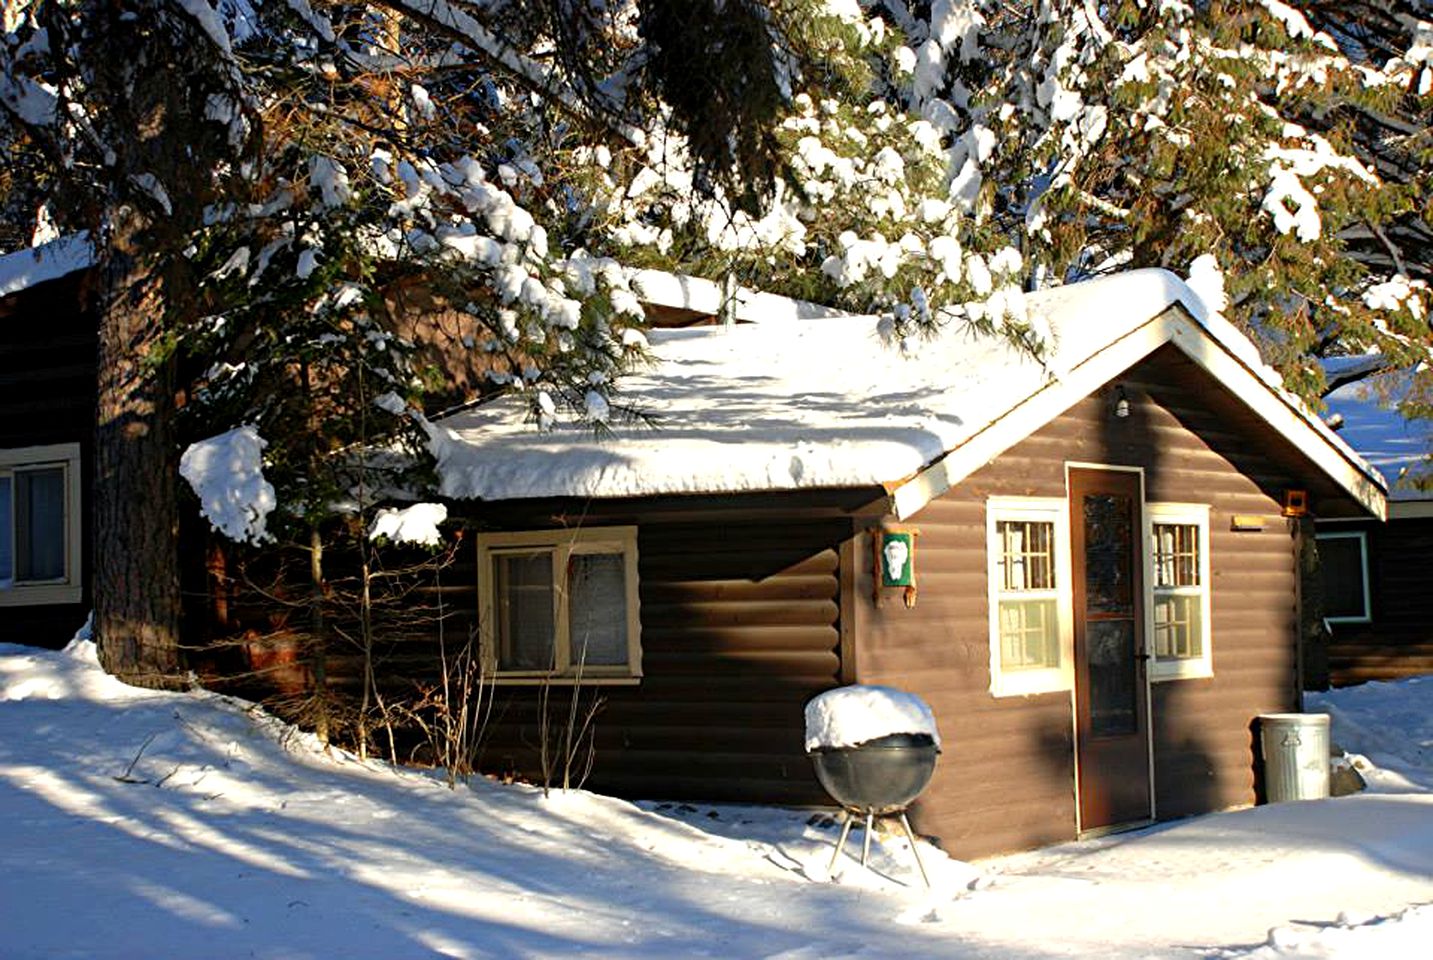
[
  {"xmin": 455, "ymin": 515, "xmax": 857, "ymax": 804},
  {"xmin": 853, "ymin": 346, "xmax": 1309, "ymax": 859}
]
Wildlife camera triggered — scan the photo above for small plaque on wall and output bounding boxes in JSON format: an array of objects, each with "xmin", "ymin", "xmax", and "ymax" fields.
[
  {"xmin": 874, "ymin": 526, "xmax": 919, "ymax": 607},
  {"xmin": 879, "ymin": 530, "xmax": 915, "ymax": 586}
]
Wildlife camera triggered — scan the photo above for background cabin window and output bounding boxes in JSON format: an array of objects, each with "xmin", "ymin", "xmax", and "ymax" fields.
[
  {"xmin": 987, "ymin": 498, "xmax": 1072, "ymax": 697},
  {"xmin": 1147, "ymin": 504, "xmax": 1212, "ymax": 680},
  {"xmin": 1317, "ymin": 531, "xmax": 1370, "ymax": 623},
  {"xmin": 479, "ymin": 527, "xmax": 641, "ymax": 682},
  {"xmin": 0, "ymin": 444, "xmax": 82, "ymax": 607}
]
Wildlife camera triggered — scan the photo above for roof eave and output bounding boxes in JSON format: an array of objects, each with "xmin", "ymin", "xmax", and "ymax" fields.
[{"xmin": 888, "ymin": 304, "xmax": 1388, "ymax": 522}]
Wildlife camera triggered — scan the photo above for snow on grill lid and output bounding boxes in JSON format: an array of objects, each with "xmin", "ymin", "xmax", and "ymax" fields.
[{"xmin": 804, "ymin": 684, "xmax": 940, "ymax": 752}]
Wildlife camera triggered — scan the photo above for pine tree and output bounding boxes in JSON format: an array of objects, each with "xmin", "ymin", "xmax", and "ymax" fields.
[
  {"xmin": 592, "ymin": 2, "xmax": 1430, "ymax": 405},
  {"xmin": 2, "ymin": 0, "xmax": 1429, "ymax": 687}
]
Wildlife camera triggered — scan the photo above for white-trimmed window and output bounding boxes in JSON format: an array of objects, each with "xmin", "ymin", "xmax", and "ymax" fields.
[
  {"xmin": 477, "ymin": 526, "xmax": 641, "ymax": 683},
  {"xmin": 1147, "ymin": 503, "xmax": 1212, "ymax": 680},
  {"xmin": 0, "ymin": 443, "xmax": 82, "ymax": 607},
  {"xmin": 987, "ymin": 497, "xmax": 1073, "ymax": 697},
  {"xmin": 1316, "ymin": 530, "xmax": 1371, "ymax": 624}
]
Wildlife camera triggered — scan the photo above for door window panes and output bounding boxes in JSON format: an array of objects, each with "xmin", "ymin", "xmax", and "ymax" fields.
[{"xmin": 1088, "ymin": 619, "xmax": 1138, "ymax": 736}]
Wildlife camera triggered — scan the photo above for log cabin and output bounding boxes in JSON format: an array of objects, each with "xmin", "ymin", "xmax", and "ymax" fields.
[{"xmin": 426, "ymin": 269, "xmax": 1385, "ymax": 857}]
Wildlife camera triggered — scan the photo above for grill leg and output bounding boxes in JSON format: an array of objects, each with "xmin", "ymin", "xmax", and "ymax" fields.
[
  {"xmin": 828, "ymin": 811, "xmax": 855, "ymax": 874},
  {"xmin": 860, "ymin": 811, "xmax": 875, "ymax": 867},
  {"xmin": 898, "ymin": 812, "xmax": 931, "ymax": 889}
]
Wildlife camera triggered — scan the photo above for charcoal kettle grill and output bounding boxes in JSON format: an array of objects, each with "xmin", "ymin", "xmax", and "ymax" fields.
[{"xmin": 808, "ymin": 731, "xmax": 939, "ymax": 886}]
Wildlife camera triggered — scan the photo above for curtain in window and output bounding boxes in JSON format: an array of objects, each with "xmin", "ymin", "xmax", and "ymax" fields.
[
  {"xmin": 495, "ymin": 552, "xmax": 555, "ymax": 669},
  {"xmin": 569, "ymin": 553, "xmax": 627, "ymax": 667},
  {"xmin": 16, "ymin": 468, "xmax": 64, "ymax": 582},
  {"xmin": 0, "ymin": 476, "xmax": 12, "ymax": 584}
]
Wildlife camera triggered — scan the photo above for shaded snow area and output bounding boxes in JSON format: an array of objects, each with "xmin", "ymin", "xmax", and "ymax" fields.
[
  {"xmin": 2, "ymin": 640, "xmax": 1431, "ymax": 959},
  {"xmin": 1321, "ymin": 370, "xmax": 1430, "ymax": 499},
  {"xmin": 0, "ymin": 234, "xmax": 93, "ymax": 298}
]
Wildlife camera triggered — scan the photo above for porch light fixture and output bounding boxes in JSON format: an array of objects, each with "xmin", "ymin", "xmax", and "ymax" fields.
[{"xmin": 1113, "ymin": 385, "xmax": 1131, "ymax": 419}]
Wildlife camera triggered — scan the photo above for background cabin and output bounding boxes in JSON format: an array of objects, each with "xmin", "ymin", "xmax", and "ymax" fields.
[
  {"xmin": 1316, "ymin": 368, "xmax": 1433, "ymax": 687},
  {"xmin": 0, "ymin": 240, "xmax": 94, "ymax": 647}
]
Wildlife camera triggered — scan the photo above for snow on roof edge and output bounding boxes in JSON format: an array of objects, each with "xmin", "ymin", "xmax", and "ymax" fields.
[{"xmin": 0, "ymin": 234, "xmax": 93, "ymax": 300}]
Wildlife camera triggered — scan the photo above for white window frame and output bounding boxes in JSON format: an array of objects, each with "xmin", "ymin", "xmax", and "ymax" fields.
[
  {"xmin": 0, "ymin": 443, "xmax": 83, "ymax": 607},
  {"xmin": 1145, "ymin": 502, "xmax": 1213, "ymax": 681},
  {"xmin": 477, "ymin": 526, "xmax": 641, "ymax": 684},
  {"xmin": 1316, "ymin": 530, "xmax": 1371, "ymax": 624},
  {"xmin": 986, "ymin": 497, "xmax": 1074, "ymax": 697}
]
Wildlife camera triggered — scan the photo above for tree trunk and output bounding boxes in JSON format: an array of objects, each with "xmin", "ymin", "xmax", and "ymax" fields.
[
  {"xmin": 94, "ymin": 207, "xmax": 184, "ymax": 689},
  {"xmin": 309, "ymin": 525, "xmax": 331, "ymax": 744}
]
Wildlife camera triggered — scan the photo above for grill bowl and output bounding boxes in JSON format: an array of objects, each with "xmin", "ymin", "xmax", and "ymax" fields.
[{"xmin": 809, "ymin": 732, "xmax": 939, "ymax": 815}]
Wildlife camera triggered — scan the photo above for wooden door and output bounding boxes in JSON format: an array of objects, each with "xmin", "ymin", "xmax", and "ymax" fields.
[{"xmin": 1069, "ymin": 468, "xmax": 1152, "ymax": 832}]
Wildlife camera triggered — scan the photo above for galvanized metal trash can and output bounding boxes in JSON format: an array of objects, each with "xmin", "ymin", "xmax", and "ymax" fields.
[{"xmin": 1259, "ymin": 713, "xmax": 1330, "ymax": 802}]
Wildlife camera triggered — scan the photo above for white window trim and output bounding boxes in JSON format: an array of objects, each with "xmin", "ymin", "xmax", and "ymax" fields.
[
  {"xmin": 987, "ymin": 497, "xmax": 1074, "ymax": 697},
  {"xmin": 1315, "ymin": 530, "xmax": 1371, "ymax": 624},
  {"xmin": 1145, "ymin": 502, "xmax": 1213, "ymax": 681},
  {"xmin": 0, "ymin": 443, "xmax": 83, "ymax": 607},
  {"xmin": 477, "ymin": 526, "xmax": 642, "ymax": 684}
]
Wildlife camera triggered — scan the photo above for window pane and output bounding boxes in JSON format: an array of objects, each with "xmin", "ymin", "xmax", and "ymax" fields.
[
  {"xmin": 0, "ymin": 475, "xmax": 12, "ymax": 584},
  {"xmin": 999, "ymin": 598, "xmax": 1059, "ymax": 670},
  {"xmin": 1153, "ymin": 593, "xmax": 1202, "ymax": 660},
  {"xmin": 998, "ymin": 520, "xmax": 1055, "ymax": 591},
  {"xmin": 1088, "ymin": 619, "xmax": 1137, "ymax": 736},
  {"xmin": 568, "ymin": 552, "xmax": 627, "ymax": 667},
  {"xmin": 1319, "ymin": 537, "xmax": 1367, "ymax": 619},
  {"xmin": 495, "ymin": 552, "xmax": 555, "ymax": 670},
  {"xmin": 1083, "ymin": 494, "xmax": 1133, "ymax": 614},
  {"xmin": 1153, "ymin": 523, "xmax": 1200, "ymax": 588},
  {"xmin": 16, "ymin": 467, "xmax": 65, "ymax": 582}
]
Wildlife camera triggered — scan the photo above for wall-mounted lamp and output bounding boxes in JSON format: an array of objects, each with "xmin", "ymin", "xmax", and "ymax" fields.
[{"xmin": 1114, "ymin": 385, "xmax": 1131, "ymax": 419}]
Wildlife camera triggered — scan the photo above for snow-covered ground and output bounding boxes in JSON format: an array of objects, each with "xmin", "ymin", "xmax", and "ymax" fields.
[{"xmin": 1, "ymin": 638, "xmax": 1430, "ymax": 959}]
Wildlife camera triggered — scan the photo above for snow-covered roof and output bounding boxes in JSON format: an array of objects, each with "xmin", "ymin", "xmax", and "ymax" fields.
[
  {"xmin": 1323, "ymin": 368, "xmax": 1431, "ymax": 510},
  {"xmin": 0, "ymin": 235, "xmax": 93, "ymax": 299},
  {"xmin": 428, "ymin": 269, "xmax": 1386, "ymax": 518}
]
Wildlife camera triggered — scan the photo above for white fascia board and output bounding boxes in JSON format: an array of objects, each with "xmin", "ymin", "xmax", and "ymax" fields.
[
  {"xmin": 891, "ymin": 307, "xmax": 1387, "ymax": 521},
  {"xmin": 628, "ymin": 268, "xmax": 857, "ymax": 323},
  {"xmin": 1389, "ymin": 499, "xmax": 1433, "ymax": 520}
]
